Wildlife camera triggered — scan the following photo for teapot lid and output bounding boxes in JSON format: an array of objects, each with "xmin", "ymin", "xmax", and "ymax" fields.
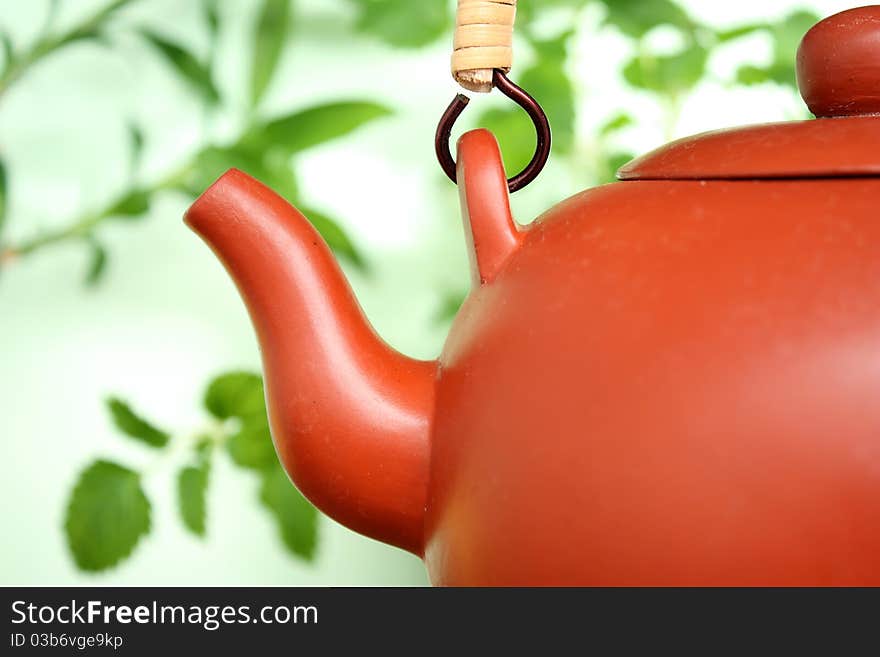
[{"xmin": 619, "ymin": 6, "xmax": 880, "ymax": 181}]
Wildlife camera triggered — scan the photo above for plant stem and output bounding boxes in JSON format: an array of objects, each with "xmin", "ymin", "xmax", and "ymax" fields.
[
  {"xmin": 4, "ymin": 159, "xmax": 194, "ymax": 261},
  {"xmin": 0, "ymin": 0, "xmax": 138, "ymax": 101},
  {"xmin": 141, "ymin": 419, "xmax": 227, "ymax": 479},
  {"xmin": 12, "ymin": 211, "xmax": 104, "ymax": 257},
  {"xmin": 663, "ymin": 92, "xmax": 683, "ymax": 142}
]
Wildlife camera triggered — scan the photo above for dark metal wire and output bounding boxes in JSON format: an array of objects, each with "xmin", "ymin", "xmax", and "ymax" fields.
[{"xmin": 435, "ymin": 69, "xmax": 552, "ymax": 193}]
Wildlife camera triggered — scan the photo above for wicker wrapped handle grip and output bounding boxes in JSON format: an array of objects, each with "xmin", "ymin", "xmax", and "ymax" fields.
[{"xmin": 452, "ymin": 0, "xmax": 517, "ymax": 92}]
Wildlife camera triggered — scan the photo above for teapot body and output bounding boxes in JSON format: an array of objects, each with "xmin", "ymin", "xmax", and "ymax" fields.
[
  {"xmin": 425, "ymin": 178, "xmax": 880, "ymax": 585},
  {"xmin": 186, "ymin": 5, "xmax": 880, "ymax": 587}
]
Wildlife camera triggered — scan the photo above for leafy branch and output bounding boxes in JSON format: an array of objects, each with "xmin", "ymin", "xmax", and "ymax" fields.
[
  {"xmin": 0, "ymin": 0, "xmax": 142, "ymax": 266},
  {"xmin": 1, "ymin": 96, "xmax": 389, "ymax": 278},
  {"xmin": 36, "ymin": 0, "xmax": 397, "ymax": 576},
  {"xmin": 65, "ymin": 372, "xmax": 317, "ymax": 572},
  {"xmin": 6, "ymin": 161, "xmax": 190, "ymax": 261},
  {"xmin": 0, "ymin": 0, "xmax": 391, "ymax": 281},
  {"xmin": 0, "ymin": 0, "xmax": 138, "ymax": 101}
]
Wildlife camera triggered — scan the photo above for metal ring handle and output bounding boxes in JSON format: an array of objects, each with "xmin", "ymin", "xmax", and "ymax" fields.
[{"xmin": 435, "ymin": 69, "xmax": 551, "ymax": 193}]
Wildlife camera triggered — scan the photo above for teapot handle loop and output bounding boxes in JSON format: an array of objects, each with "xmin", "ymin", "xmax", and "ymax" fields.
[{"xmin": 435, "ymin": 69, "xmax": 551, "ymax": 194}]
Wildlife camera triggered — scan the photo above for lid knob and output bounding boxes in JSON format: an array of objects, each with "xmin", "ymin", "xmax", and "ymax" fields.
[{"xmin": 797, "ymin": 6, "xmax": 880, "ymax": 118}]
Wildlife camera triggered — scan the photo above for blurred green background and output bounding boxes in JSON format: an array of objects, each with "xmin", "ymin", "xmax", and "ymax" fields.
[{"xmin": 0, "ymin": 0, "xmax": 854, "ymax": 585}]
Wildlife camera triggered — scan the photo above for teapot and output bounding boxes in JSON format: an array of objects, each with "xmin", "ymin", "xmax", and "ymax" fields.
[{"xmin": 186, "ymin": 6, "xmax": 880, "ymax": 585}]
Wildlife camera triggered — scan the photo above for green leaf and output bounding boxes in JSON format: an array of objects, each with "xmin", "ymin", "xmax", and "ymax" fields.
[
  {"xmin": 251, "ymin": 0, "xmax": 291, "ymax": 108},
  {"xmin": 203, "ymin": 0, "xmax": 221, "ymax": 42},
  {"xmin": 599, "ymin": 0, "xmax": 693, "ymax": 38},
  {"xmin": 259, "ymin": 463, "xmax": 318, "ymax": 559},
  {"xmin": 57, "ymin": 26, "xmax": 108, "ymax": 49},
  {"xmin": 519, "ymin": 58, "xmax": 575, "ymax": 154},
  {"xmin": 227, "ymin": 415, "xmax": 277, "ymax": 470},
  {"xmin": 127, "ymin": 122, "xmax": 144, "ymax": 178},
  {"xmin": 103, "ymin": 188, "xmax": 150, "ymax": 220},
  {"xmin": 715, "ymin": 23, "xmax": 768, "ymax": 43},
  {"xmin": 733, "ymin": 11, "xmax": 818, "ymax": 90},
  {"xmin": 771, "ymin": 11, "xmax": 819, "ymax": 66},
  {"xmin": 188, "ymin": 146, "xmax": 244, "ymax": 193},
  {"xmin": 599, "ymin": 151, "xmax": 636, "ymax": 184},
  {"xmin": 623, "ymin": 45, "xmax": 708, "ymax": 94},
  {"xmin": 608, "ymin": 151, "xmax": 635, "ymax": 172},
  {"xmin": 187, "ymin": 148, "xmax": 365, "ymax": 269},
  {"xmin": 64, "ymin": 460, "xmax": 151, "ymax": 571},
  {"xmin": 204, "ymin": 371, "xmax": 265, "ymax": 420},
  {"xmin": 599, "ymin": 112, "xmax": 634, "ymax": 136},
  {"xmin": 187, "ymin": 145, "xmax": 299, "ymax": 203},
  {"xmin": 106, "ymin": 397, "xmax": 170, "ymax": 448},
  {"xmin": 767, "ymin": 11, "xmax": 818, "ymax": 88},
  {"xmin": 202, "ymin": 0, "xmax": 221, "ymax": 77},
  {"xmin": 475, "ymin": 107, "xmax": 535, "ymax": 177},
  {"xmin": 529, "ymin": 29, "xmax": 572, "ymax": 62},
  {"xmin": 736, "ymin": 64, "xmax": 770, "ymax": 86},
  {"xmin": 55, "ymin": 0, "xmax": 138, "ymax": 49},
  {"xmin": 435, "ymin": 290, "xmax": 466, "ymax": 324},
  {"xmin": 300, "ymin": 206, "xmax": 366, "ymax": 271},
  {"xmin": 205, "ymin": 372, "xmax": 279, "ymax": 470},
  {"xmin": 0, "ymin": 158, "xmax": 6, "ymax": 236},
  {"xmin": 351, "ymin": 0, "xmax": 450, "ymax": 48},
  {"xmin": 0, "ymin": 32, "xmax": 13, "ymax": 77},
  {"xmin": 187, "ymin": 147, "xmax": 365, "ymax": 268},
  {"xmin": 84, "ymin": 238, "xmax": 107, "ymax": 287},
  {"xmin": 194, "ymin": 435, "xmax": 213, "ymax": 459},
  {"xmin": 177, "ymin": 461, "xmax": 209, "ymax": 536},
  {"xmin": 736, "ymin": 61, "xmax": 796, "ymax": 88},
  {"xmin": 247, "ymin": 101, "xmax": 393, "ymax": 155},
  {"xmin": 140, "ymin": 30, "xmax": 219, "ymax": 104}
]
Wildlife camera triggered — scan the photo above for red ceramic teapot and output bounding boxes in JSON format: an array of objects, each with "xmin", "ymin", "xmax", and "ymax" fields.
[{"xmin": 186, "ymin": 7, "xmax": 880, "ymax": 585}]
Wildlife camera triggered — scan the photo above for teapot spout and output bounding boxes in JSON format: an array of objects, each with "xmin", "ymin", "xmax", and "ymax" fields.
[{"xmin": 185, "ymin": 169, "xmax": 436, "ymax": 555}]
